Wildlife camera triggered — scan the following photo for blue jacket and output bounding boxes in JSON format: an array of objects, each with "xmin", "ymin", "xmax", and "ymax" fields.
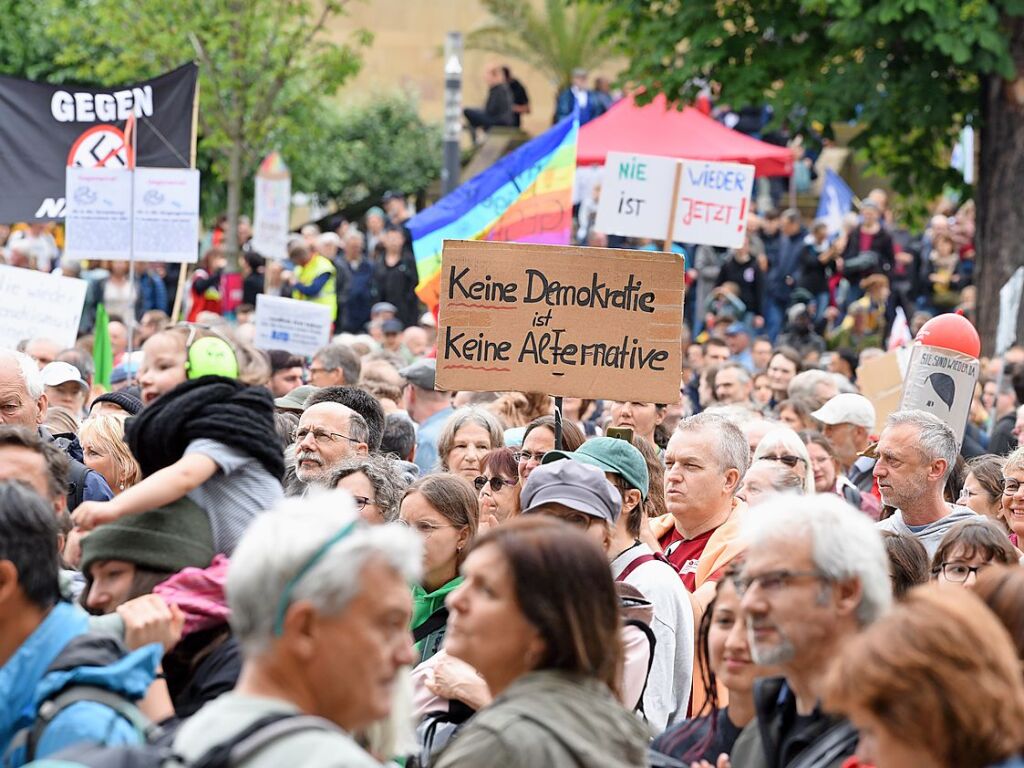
[
  {"xmin": 340, "ymin": 257, "xmax": 375, "ymax": 333},
  {"xmin": 1, "ymin": 602, "xmax": 160, "ymax": 766},
  {"xmin": 766, "ymin": 227, "xmax": 806, "ymax": 304}
]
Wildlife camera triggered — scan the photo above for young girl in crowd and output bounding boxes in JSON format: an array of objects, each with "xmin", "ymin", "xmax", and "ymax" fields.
[{"xmin": 72, "ymin": 325, "xmax": 284, "ymax": 555}]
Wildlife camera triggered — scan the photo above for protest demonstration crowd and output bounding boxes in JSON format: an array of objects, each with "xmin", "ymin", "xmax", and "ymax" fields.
[{"xmin": 1, "ymin": 12, "xmax": 1024, "ymax": 768}]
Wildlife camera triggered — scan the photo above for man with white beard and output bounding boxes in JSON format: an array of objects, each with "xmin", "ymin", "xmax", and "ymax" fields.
[
  {"xmin": 727, "ymin": 495, "xmax": 892, "ymax": 768},
  {"xmin": 290, "ymin": 401, "xmax": 369, "ymax": 491}
]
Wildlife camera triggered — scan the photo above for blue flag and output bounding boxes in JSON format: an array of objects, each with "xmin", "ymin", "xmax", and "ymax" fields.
[{"xmin": 816, "ymin": 169, "xmax": 854, "ymax": 236}]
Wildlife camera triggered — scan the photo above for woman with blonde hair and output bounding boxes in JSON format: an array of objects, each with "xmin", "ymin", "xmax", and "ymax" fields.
[
  {"xmin": 751, "ymin": 426, "xmax": 815, "ymax": 495},
  {"xmin": 79, "ymin": 414, "xmax": 141, "ymax": 495}
]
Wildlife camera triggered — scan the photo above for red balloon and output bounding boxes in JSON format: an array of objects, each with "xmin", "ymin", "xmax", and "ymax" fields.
[{"xmin": 914, "ymin": 313, "xmax": 981, "ymax": 358}]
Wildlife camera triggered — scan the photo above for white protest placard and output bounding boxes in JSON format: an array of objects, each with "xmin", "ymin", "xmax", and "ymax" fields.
[
  {"xmin": 132, "ymin": 167, "xmax": 200, "ymax": 263},
  {"xmin": 64, "ymin": 167, "xmax": 132, "ymax": 261},
  {"xmin": 899, "ymin": 344, "xmax": 979, "ymax": 451},
  {"xmin": 997, "ymin": 266, "xmax": 1024, "ymax": 355},
  {"xmin": 253, "ymin": 153, "xmax": 292, "ymax": 260},
  {"xmin": 253, "ymin": 294, "xmax": 331, "ymax": 358},
  {"xmin": 672, "ymin": 160, "xmax": 754, "ymax": 249},
  {"xmin": 0, "ymin": 265, "xmax": 87, "ymax": 350},
  {"xmin": 64, "ymin": 166, "xmax": 199, "ymax": 263},
  {"xmin": 595, "ymin": 152, "xmax": 681, "ymax": 240}
]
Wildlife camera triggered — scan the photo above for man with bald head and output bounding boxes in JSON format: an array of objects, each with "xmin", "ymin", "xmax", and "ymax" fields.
[
  {"xmin": 292, "ymin": 401, "xmax": 370, "ymax": 489},
  {"xmin": 0, "ymin": 351, "xmax": 111, "ymax": 509},
  {"xmin": 22, "ymin": 337, "xmax": 61, "ymax": 369}
]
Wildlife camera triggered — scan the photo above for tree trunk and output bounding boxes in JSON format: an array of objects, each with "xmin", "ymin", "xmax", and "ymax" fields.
[
  {"xmin": 223, "ymin": 138, "xmax": 242, "ymax": 271},
  {"xmin": 977, "ymin": 15, "xmax": 1024, "ymax": 357}
]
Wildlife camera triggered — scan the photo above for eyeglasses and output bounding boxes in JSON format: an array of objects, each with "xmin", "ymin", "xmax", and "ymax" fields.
[
  {"xmin": 1003, "ymin": 479, "xmax": 1024, "ymax": 496},
  {"xmin": 514, "ymin": 450, "xmax": 548, "ymax": 463},
  {"xmin": 293, "ymin": 427, "xmax": 362, "ymax": 446},
  {"xmin": 730, "ymin": 569, "xmax": 828, "ymax": 597},
  {"xmin": 763, "ymin": 454, "xmax": 807, "ymax": 468},
  {"xmin": 397, "ymin": 519, "xmax": 458, "ymax": 537},
  {"xmin": 351, "ymin": 495, "xmax": 372, "ymax": 511},
  {"xmin": 308, "ymin": 366, "xmax": 334, "ymax": 377},
  {"xmin": 273, "ymin": 519, "xmax": 359, "ymax": 635},
  {"xmin": 937, "ymin": 562, "xmax": 988, "ymax": 583},
  {"xmin": 474, "ymin": 476, "xmax": 518, "ymax": 493}
]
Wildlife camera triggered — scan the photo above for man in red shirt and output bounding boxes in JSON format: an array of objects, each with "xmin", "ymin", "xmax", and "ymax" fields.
[{"xmin": 660, "ymin": 413, "xmax": 748, "ymax": 606}]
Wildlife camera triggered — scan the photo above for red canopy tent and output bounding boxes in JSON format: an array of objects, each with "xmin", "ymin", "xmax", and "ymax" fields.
[{"xmin": 577, "ymin": 94, "xmax": 794, "ymax": 177}]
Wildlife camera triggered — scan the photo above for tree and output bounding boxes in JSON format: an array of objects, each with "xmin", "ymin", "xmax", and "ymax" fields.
[
  {"xmin": 466, "ymin": 0, "xmax": 620, "ymax": 89},
  {"xmin": 603, "ymin": 1, "xmax": 1024, "ymax": 352},
  {"xmin": 52, "ymin": 0, "xmax": 368, "ymax": 265},
  {"xmin": 283, "ymin": 93, "xmax": 442, "ymax": 213}
]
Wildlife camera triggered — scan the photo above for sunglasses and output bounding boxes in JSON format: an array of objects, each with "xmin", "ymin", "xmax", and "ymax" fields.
[
  {"xmin": 474, "ymin": 475, "xmax": 518, "ymax": 493},
  {"xmin": 763, "ymin": 454, "xmax": 806, "ymax": 468}
]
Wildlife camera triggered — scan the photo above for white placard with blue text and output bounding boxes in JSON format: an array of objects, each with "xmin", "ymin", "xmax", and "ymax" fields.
[
  {"xmin": 0, "ymin": 265, "xmax": 87, "ymax": 350},
  {"xmin": 595, "ymin": 152, "xmax": 680, "ymax": 241},
  {"xmin": 253, "ymin": 294, "xmax": 331, "ymax": 358}
]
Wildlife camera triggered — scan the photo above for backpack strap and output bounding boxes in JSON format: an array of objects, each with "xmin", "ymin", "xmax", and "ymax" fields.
[
  {"xmin": 623, "ymin": 618, "xmax": 657, "ymax": 717},
  {"xmin": 413, "ymin": 606, "xmax": 450, "ymax": 644},
  {"xmin": 615, "ymin": 551, "xmax": 672, "ymax": 583},
  {"xmin": 190, "ymin": 713, "xmax": 340, "ymax": 768},
  {"xmin": 66, "ymin": 459, "xmax": 90, "ymax": 511},
  {"xmin": 26, "ymin": 684, "xmax": 155, "ymax": 761}
]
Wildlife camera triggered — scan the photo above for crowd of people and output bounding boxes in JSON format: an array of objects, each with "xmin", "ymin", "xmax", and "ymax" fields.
[{"xmin": 1, "ymin": 263, "xmax": 1024, "ymax": 767}]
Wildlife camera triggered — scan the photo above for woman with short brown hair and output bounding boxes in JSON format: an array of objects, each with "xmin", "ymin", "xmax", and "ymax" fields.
[{"xmin": 826, "ymin": 585, "xmax": 1024, "ymax": 768}]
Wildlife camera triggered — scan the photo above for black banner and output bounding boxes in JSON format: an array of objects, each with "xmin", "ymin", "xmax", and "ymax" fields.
[{"xmin": 0, "ymin": 63, "xmax": 198, "ymax": 222}]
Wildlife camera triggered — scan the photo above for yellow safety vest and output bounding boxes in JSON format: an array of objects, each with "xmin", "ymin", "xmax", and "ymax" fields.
[{"xmin": 293, "ymin": 254, "xmax": 338, "ymax": 321}]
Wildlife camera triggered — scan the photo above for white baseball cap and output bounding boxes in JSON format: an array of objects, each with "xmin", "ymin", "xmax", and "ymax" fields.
[
  {"xmin": 812, "ymin": 393, "xmax": 876, "ymax": 430},
  {"xmin": 41, "ymin": 361, "xmax": 88, "ymax": 391}
]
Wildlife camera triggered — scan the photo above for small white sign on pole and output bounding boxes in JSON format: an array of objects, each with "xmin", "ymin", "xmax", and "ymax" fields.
[
  {"xmin": 64, "ymin": 167, "xmax": 132, "ymax": 261},
  {"xmin": 253, "ymin": 294, "xmax": 331, "ymax": 358},
  {"xmin": 595, "ymin": 152, "xmax": 681, "ymax": 240},
  {"xmin": 997, "ymin": 266, "xmax": 1024, "ymax": 355},
  {"xmin": 672, "ymin": 160, "xmax": 754, "ymax": 249},
  {"xmin": 0, "ymin": 265, "xmax": 87, "ymax": 350},
  {"xmin": 253, "ymin": 153, "xmax": 292, "ymax": 260},
  {"xmin": 132, "ymin": 168, "xmax": 201, "ymax": 264}
]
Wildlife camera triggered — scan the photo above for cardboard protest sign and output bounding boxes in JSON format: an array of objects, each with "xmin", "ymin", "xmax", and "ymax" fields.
[
  {"xmin": 436, "ymin": 240, "xmax": 684, "ymax": 402},
  {"xmin": 65, "ymin": 167, "xmax": 200, "ymax": 263},
  {"xmin": 857, "ymin": 349, "xmax": 911, "ymax": 435},
  {"xmin": 253, "ymin": 294, "xmax": 332, "ymax": 358},
  {"xmin": 899, "ymin": 344, "xmax": 979, "ymax": 450},
  {"xmin": 997, "ymin": 266, "xmax": 1024, "ymax": 355},
  {"xmin": 253, "ymin": 152, "xmax": 291, "ymax": 260},
  {"xmin": 671, "ymin": 160, "xmax": 754, "ymax": 249},
  {"xmin": 0, "ymin": 64, "xmax": 198, "ymax": 222},
  {"xmin": 0, "ymin": 265, "xmax": 87, "ymax": 350},
  {"xmin": 595, "ymin": 152, "xmax": 681, "ymax": 240}
]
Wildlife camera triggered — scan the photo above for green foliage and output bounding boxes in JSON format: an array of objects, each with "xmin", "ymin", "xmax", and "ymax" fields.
[
  {"xmin": 602, "ymin": 0, "xmax": 1022, "ymax": 200},
  {"xmin": 282, "ymin": 93, "xmax": 443, "ymax": 211},
  {"xmin": 467, "ymin": 0, "xmax": 620, "ymax": 88}
]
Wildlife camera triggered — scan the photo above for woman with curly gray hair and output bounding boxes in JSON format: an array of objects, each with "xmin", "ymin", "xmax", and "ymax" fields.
[{"xmin": 331, "ymin": 454, "xmax": 411, "ymax": 524}]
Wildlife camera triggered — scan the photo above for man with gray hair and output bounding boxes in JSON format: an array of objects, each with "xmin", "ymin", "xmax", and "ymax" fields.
[
  {"xmin": 292, "ymin": 401, "xmax": 370, "ymax": 491},
  {"xmin": 173, "ymin": 496, "xmax": 421, "ymax": 766},
  {"xmin": 713, "ymin": 361, "xmax": 754, "ymax": 405},
  {"xmin": 874, "ymin": 409, "xmax": 976, "ymax": 556},
  {"xmin": 787, "ymin": 369, "xmax": 839, "ymax": 412},
  {"xmin": 729, "ymin": 494, "xmax": 892, "ymax": 768},
  {"xmin": 309, "ymin": 343, "xmax": 361, "ymax": 388},
  {"xmin": 0, "ymin": 350, "xmax": 111, "ymax": 510},
  {"xmin": 659, "ymin": 413, "xmax": 749, "ymax": 608}
]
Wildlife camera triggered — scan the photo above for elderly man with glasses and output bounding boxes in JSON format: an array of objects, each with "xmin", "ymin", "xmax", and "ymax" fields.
[
  {"xmin": 292, "ymin": 401, "xmax": 370, "ymax": 489},
  {"xmin": 173, "ymin": 495, "xmax": 420, "ymax": 766},
  {"xmin": 728, "ymin": 494, "xmax": 892, "ymax": 768}
]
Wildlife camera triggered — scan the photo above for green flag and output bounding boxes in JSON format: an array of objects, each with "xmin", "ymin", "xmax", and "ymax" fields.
[{"xmin": 93, "ymin": 303, "xmax": 114, "ymax": 391}]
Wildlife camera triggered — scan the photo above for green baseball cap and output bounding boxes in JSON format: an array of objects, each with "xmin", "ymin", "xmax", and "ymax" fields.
[{"xmin": 543, "ymin": 436, "xmax": 649, "ymax": 500}]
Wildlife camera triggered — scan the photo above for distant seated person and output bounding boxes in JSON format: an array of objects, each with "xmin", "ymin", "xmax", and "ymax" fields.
[
  {"xmin": 463, "ymin": 65, "xmax": 516, "ymax": 143},
  {"xmin": 502, "ymin": 66, "xmax": 530, "ymax": 126}
]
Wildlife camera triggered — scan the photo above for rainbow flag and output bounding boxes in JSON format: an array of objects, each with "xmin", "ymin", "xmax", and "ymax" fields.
[{"xmin": 408, "ymin": 112, "xmax": 578, "ymax": 310}]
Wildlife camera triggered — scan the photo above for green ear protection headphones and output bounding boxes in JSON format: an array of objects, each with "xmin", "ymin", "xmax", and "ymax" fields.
[{"xmin": 179, "ymin": 323, "xmax": 240, "ymax": 380}]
